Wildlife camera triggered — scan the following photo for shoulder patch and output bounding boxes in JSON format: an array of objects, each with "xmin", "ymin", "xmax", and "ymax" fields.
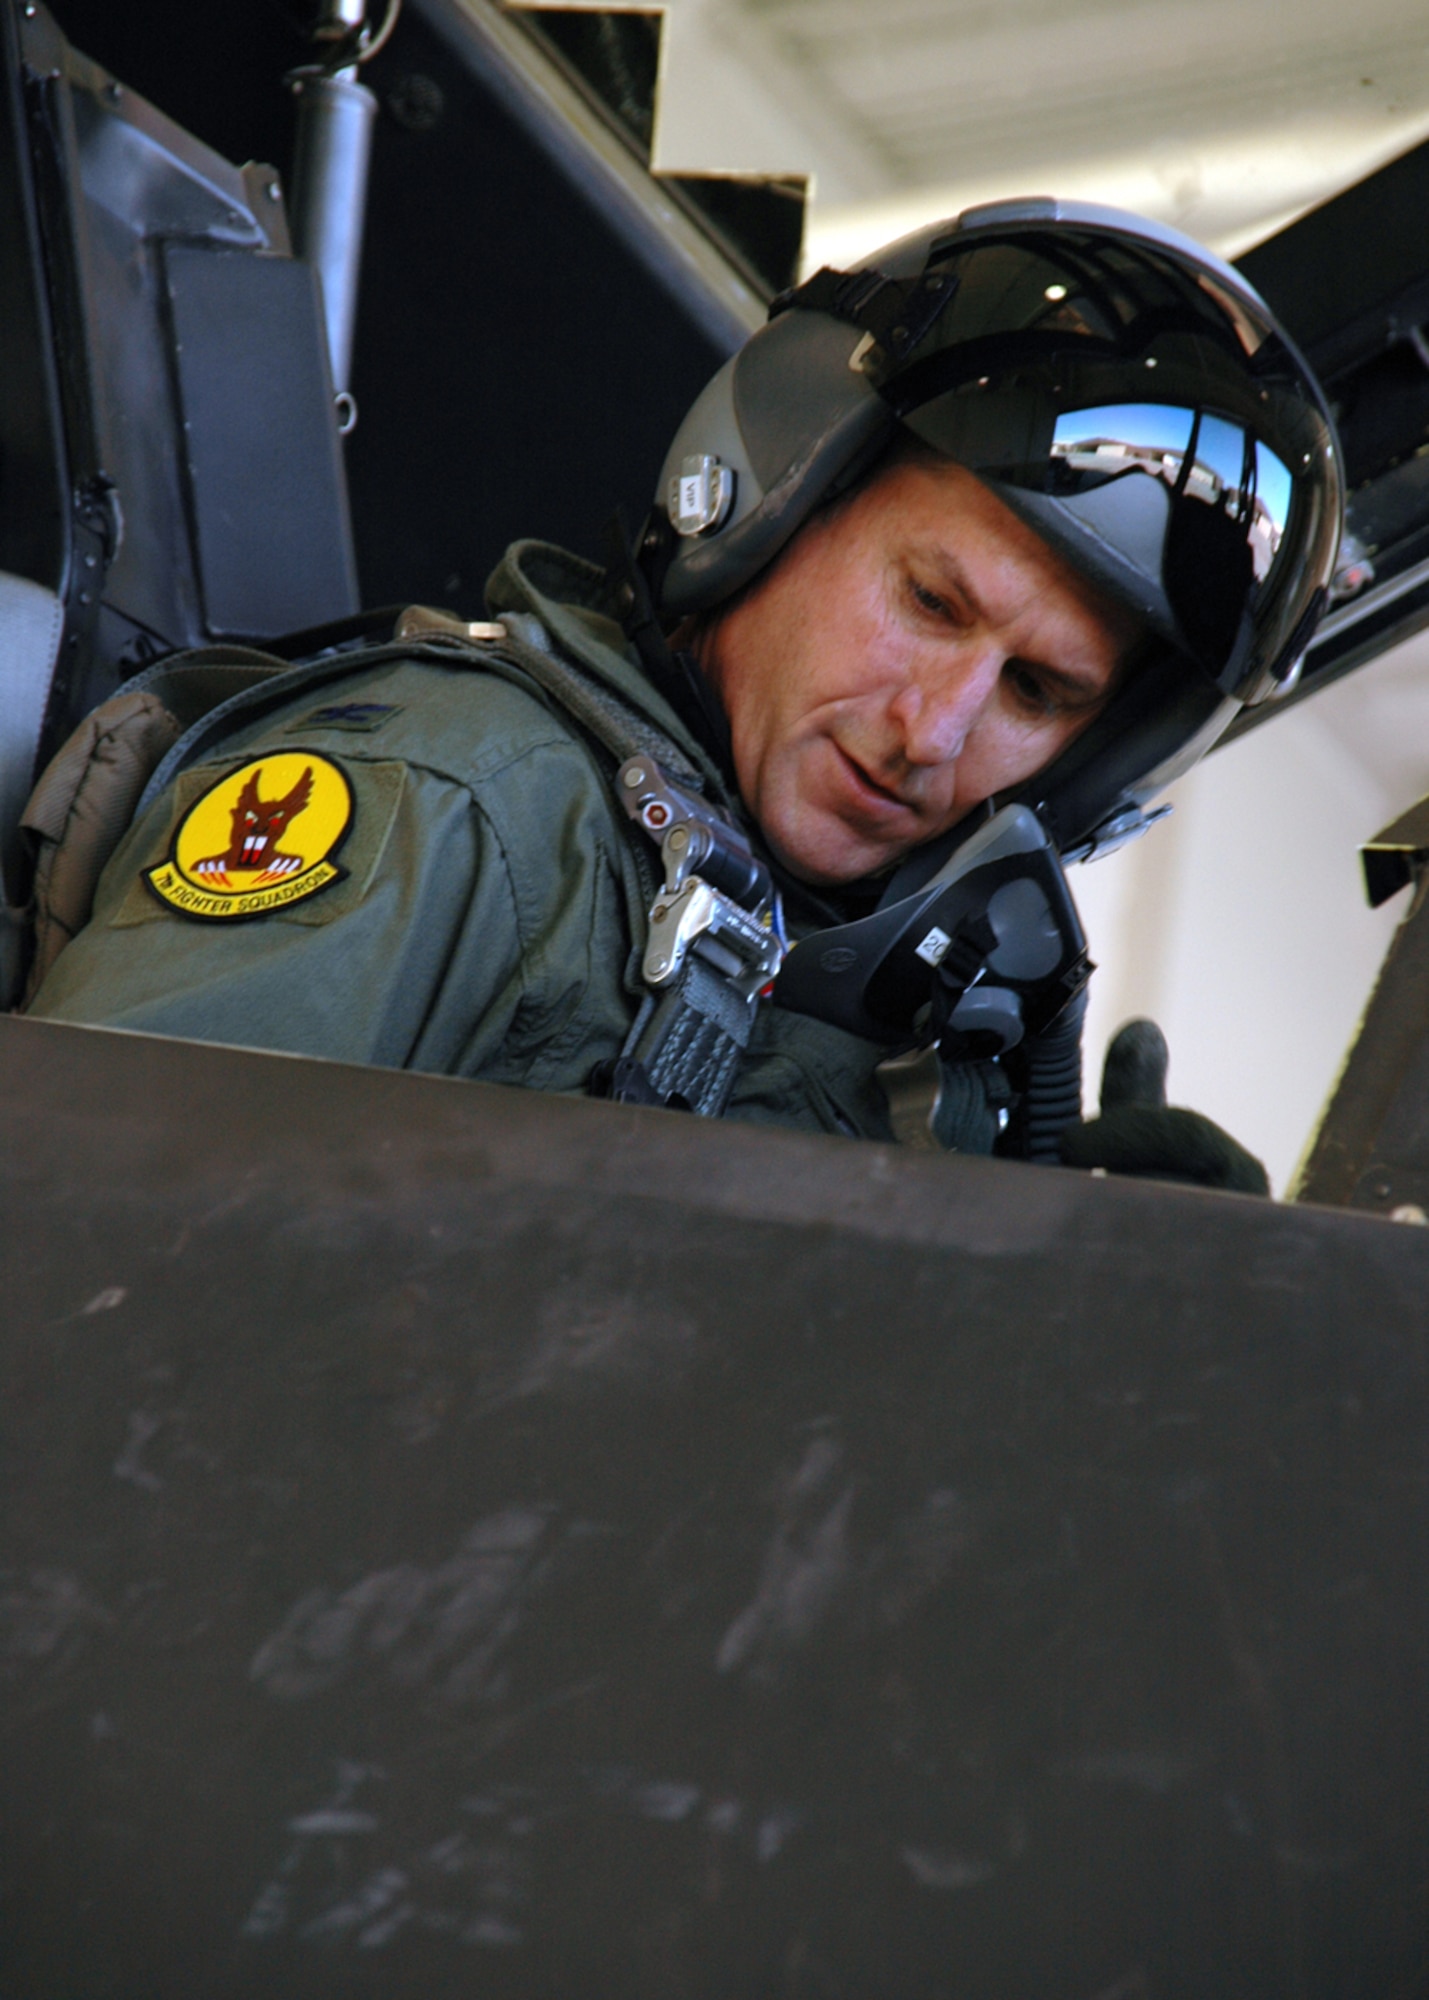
[{"xmin": 144, "ymin": 752, "xmax": 353, "ymax": 921}]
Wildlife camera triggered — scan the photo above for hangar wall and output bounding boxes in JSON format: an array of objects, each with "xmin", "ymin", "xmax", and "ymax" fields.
[{"xmin": 1075, "ymin": 627, "xmax": 1429, "ymax": 1194}]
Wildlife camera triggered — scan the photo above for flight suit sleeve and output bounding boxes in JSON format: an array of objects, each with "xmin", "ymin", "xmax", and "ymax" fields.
[{"xmin": 26, "ymin": 733, "xmax": 640, "ymax": 1089}]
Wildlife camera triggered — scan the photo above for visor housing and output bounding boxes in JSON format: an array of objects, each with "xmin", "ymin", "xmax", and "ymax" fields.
[{"xmin": 873, "ymin": 229, "xmax": 1340, "ymax": 702}]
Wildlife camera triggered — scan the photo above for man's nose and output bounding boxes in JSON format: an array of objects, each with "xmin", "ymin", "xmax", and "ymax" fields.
[{"xmin": 887, "ymin": 642, "xmax": 1004, "ymax": 767}]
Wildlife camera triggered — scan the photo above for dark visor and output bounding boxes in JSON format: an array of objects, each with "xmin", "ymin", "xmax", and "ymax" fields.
[
  {"xmin": 865, "ymin": 230, "xmax": 1339, "ymax": 696},
  {"xmin": 1049, "ymin": 403, "xmax": 1291, "ymax": 583}
]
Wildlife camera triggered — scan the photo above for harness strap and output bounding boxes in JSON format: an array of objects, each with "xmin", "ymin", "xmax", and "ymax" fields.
[
  {"xmin": 602, "ymin": 756, "xmax": 784, "ymax": 1118},
  {"xmin": 492, "ymin": 617, "xmax": 706, "ymax": 787},
  {"xmin": 480, "ymin": 627, "xmax": 766, "ymax": 1116},
  {"xmin": 599, "ymin": 970, "xmax": 754, "ymax": 1119},
  {"xmin": 464, "ymin": 620, "xmax": 779, "ymax": 1119}
]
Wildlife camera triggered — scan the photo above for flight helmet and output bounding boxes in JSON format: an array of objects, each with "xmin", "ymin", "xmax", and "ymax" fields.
[{"xmin": 642, "ymin": 198, "xmax": 1343, "ymax": 859}]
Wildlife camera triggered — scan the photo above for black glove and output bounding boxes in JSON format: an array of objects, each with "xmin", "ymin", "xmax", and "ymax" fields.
[{"xmin": 1059, "ymin": 1019, "xmax": 1270, "ymax": 1196}]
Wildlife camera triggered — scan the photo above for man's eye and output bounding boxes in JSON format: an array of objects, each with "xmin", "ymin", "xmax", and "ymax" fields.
[
  {"xmin": 909, "ymin": 578, "xmax": 954, "ymax": 620},
  {"xmin": 1005, "ymin": 662, "xmax": 1059, "ymax": 716}
]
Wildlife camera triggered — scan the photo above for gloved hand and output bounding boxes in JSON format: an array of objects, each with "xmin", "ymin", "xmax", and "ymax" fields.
[{"xmin": 1059, "ymin": 1018, "xmax": 1270, "ymax": 1196}]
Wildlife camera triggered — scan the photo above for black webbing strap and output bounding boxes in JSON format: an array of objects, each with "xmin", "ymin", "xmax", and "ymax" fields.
[
  {"xmin": 490, "ymin": 620, "xmax": 705, "ymax": 786},
  {"xmin": 619, "ymin": 957, "xmax": 756, "ymax": 1116},
  {"xmin": 770, "ymin": 263, "xmax": 959, "ymax": 363}
]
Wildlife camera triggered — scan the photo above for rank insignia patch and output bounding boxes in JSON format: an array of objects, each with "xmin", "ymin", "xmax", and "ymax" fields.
[
  {"xmin": 144, "ymin": 752, "xmax": 353, "ymax": 920},
  {"xmin": 286, "ymin": 700, "xmax": 401, "ymax": 733}
]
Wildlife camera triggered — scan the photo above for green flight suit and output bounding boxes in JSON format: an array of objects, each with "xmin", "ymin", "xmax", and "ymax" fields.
[{"xmin": 28, "ymin": 541, "xmax": 908, "ymax": 1142}]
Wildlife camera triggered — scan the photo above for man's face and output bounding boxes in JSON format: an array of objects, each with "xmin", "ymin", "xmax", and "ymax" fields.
[{"xmin": 696, "ymin": 456, "xmax": 1142, "ymax": 885}]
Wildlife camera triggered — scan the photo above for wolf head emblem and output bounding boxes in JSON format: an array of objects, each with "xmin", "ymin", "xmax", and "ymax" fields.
[{"xmin": 194, "ymin": 764, "xmax": 314, "ymax": 884}]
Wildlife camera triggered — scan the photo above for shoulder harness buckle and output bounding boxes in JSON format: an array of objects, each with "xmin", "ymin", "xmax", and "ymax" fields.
[
  {"xmin": 617, "ymin": 757, "xmax": 784, "ymax": 999},
  {"xmin": 600, "ymin": 756, "xmax": 786, "ymax": 1118}
]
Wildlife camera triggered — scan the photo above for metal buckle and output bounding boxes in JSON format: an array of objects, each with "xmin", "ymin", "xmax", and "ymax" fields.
[
  {"xmin": 643, "ymin": 878, "xmax": 782, "ymax": 997},
  {"xmin": 617, "ymin": 757, "xmax": 785, "ymax": 1000},
  {"xmin": 392, "ymin": 606, "xmax": 507, "ymax": 644}
]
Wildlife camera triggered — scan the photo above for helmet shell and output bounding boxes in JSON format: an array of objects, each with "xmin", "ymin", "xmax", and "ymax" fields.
[{"xmin": 647, "ymin": 200, "xmax": 1343, "ymax": 855}]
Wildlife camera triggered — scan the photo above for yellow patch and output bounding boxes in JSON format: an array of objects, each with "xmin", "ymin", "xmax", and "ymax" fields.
[{"xmin": 144, "ymin": 752, "xmax": 353, "ymax": 921}]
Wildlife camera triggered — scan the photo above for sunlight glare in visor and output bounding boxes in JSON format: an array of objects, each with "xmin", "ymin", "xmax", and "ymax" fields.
[{"xmin": 1049, "ymin": 404, "xmax": 1292, "ymax": 582}]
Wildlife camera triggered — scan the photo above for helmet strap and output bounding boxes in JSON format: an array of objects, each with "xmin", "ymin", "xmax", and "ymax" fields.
[{"xmin": 604, "ymin": 508, "xmax": 738, "ymax": 784}]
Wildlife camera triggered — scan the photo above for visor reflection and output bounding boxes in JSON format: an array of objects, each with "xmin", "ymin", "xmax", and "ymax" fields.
[{"xmin": 1050, "ymin": 403, "xmax": 1291, "ymax": 581}]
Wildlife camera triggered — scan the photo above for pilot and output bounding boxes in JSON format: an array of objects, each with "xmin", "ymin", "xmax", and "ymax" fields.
[{"xmin": 26, "ymin": 201, "xmax": 1341, "ymax": 1186}]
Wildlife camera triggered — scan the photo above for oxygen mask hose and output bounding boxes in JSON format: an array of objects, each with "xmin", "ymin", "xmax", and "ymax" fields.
[{"xmin": 999, "ymin": 985, "xmax": 1088, "ymax": 1163}]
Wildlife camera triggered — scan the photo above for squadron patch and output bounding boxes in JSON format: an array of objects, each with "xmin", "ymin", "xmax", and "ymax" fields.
[{"xmin": 144, "ymin": 752, "xmax": 353, "ymax": 920}]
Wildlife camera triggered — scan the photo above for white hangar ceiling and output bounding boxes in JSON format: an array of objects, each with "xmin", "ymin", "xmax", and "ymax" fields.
[{"xmin": 519, "ymin": 0, "xmax": 1429, "ymax": 270}]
